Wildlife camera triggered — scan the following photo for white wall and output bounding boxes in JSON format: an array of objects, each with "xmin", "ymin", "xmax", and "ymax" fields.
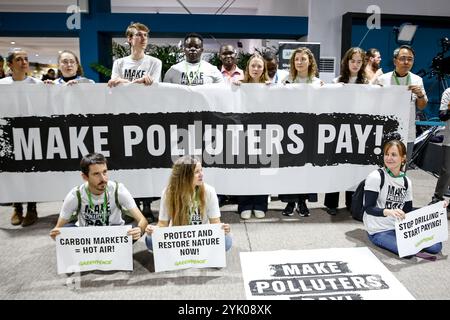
[
  {"xmin": 256, "ymin": 0, "xmax": 308, "ymax": 16},
  {"xmin": 308, "ymin": 0, "xmax": 450, "ymax": 74}
]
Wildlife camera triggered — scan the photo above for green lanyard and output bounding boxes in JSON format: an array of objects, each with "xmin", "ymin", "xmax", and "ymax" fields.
[
  {"xmin": 294, "ymin": 76, "xmax": 312, "ymax": 84},
  {"xmin": 185, "ymin": 61, "xmax": 202, "ymax": 86},
  {"xmin": 386, "ymin": 167, "xmax": 406, "ymax": 178},
  {"xmin": 392, "ymin": 72, "xmax": 410, "ymax": 86},
  {"xmin": 85, "ymin": 186, "xmax": 109, "ymax": 225}
]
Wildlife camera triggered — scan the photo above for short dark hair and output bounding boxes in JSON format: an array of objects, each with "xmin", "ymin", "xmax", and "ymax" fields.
[
  {"xmin": 80, "ymin": 153, "xmax": 107, "ymax": 176},
  {"xmin": 262, "ymin": 51, "xmax": 277, "ymax": 62},
  {"xmin": 393, "ymin": 45, "xmax": 415, "ymax": 59},
  {"xmin": 184, "ymin": 33, "xmax": 203, "ymax": 45},
  {"xmin": 0, "ymin": 55, "xmax": 4, "ymax": 62}
]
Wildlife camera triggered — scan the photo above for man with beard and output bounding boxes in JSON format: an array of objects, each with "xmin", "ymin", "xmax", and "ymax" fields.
[
  {"xmin": 163, "ymin": 33, "xmax": 223, "ymax": 85},
  {"xmin": 364, "ymin": 48, "xmax": 383, "ymax": 83},
  {"xmin": 219, "ymin": 44, "xmax": 243, "ymax": 82},
  {"xmin": 49, "ymin": 153, "xmax": 147, "ymax": 241}
]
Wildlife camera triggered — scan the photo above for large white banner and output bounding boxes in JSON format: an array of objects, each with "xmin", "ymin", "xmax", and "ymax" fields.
[
  {"xmin": 152, "ymin": 224, "xmax": 226, "ymax": 272},
  {"xmin": 56, "ymin": 225, "xmax": 133, "ymax": 274},
  {"xmin": 395, "ymin": 201, "xmax": 448, "ymax": 257},
  {"xmin": 0, "ymin": 83, "xmax": 410, "ymax": 201},
  {"xmin": 240, "ymin": 247, "xmax": 415, "ymax": 300}
]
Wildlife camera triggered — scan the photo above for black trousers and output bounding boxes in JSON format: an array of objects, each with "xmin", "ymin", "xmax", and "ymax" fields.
[{"xmin": 324, "ymin": 192, "xmax": 353, "ymax": 209}]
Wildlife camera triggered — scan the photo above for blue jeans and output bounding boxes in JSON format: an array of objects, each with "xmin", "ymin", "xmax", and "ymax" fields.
[
  {"xmin": 145, "ymin": 233, "xmax": 233, "ymax": 252},
  {"xmin": 368, "ymin": 230, "xmax": 442, "ymax": 256}
]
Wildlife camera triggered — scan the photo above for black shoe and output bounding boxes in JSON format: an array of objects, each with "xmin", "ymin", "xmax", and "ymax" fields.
[
  {"xmin": 428, "ymin": 196, "xmax": 443, "ymax": 206},
  {"xmin": 282, "ymin": 202, "xmax": 295, "ymax": 216},
  {"xmin": 296, "ymin": 201, "xmax": 310, "ymax": 217},
  {"xmin": 326, "ymin": 207, "xmax": 337, "ymax": 216},
  {"xmin": 142, "ymin": 204, "xmax": 155, "ymax": 223}
]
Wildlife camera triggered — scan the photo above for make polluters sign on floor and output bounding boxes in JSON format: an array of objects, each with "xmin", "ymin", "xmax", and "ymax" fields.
[
  {"xmin": 56, "ymin": 225, "xmax": 133, "ymax": 274},
  {"xmin": 240, "ymin": 247, "xmax": 414, "ymax": 300},
  {"xmin": 152, "ymin": 224, "xmax": 226, "ymax": 272}
]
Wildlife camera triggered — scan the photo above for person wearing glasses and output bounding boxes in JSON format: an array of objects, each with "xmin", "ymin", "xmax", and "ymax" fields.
[
  {"xmin": 108, "ymin": 22, "xmax": 162, "ymax": 87},
  {"xmin": 50, "ymin": 50, "xmax": 94, "ymax": 85},
  {"xmin": 376, "ymin": 45, "xmax": 428, "ymax": 161},
  {"xmin": 163, "ymin": 33, "xmax": 223, "ymax": 85}
]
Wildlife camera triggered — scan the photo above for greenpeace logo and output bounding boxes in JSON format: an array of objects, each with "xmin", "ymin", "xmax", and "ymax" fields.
[{"xmin": 79, "ymin": 260, "xmax": 112, "ymax": 266}]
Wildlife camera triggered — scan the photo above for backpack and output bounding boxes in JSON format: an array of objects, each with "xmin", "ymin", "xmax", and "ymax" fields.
[
  {"xmin": 69, "ymin": 181, "xmax": 134, "ymax": 224},
  {"xmin": 351, "ymin": 168, "xmax": 409, "ymax": 221}
]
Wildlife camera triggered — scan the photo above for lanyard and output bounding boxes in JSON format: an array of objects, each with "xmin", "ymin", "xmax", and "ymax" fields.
[
  {"xmin": 392, "ymin": 72, "xmax": 410, "ymax": 86},
  {"xmin": 386, "ymin": 167, "xmax": 406, "ymax": 178},
  {"xmin": 294, "ymin": 76, "xmax": 312, "ymax": 84},
  {"xmin": 185, "ymin": 62, "xmax": 202, "ymax": 86},
  {"xmin": 85, "ymin": 186, "xmax": 109, "ymax": 225}
]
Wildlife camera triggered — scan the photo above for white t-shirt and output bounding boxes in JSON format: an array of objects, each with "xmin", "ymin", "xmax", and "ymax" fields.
[
  {"xmin": 333, "ymin": 76, "xmax": 358, "ymax": 84},
  {"xmin": 53, "ymin": 76, "xmax": 94, "ymax": 84},
  {"xmin": 377, "ymin": 71, "xmax": 426, "ymax": 143},
  {"xmin": 363, "ymin": 168, "xmax": 413, "ymax": 235},
  {"xmin": 111, "ymin": 55, "xmax": 162, "ymax": 83},
  {"xmin": 158, "ymin": 183, "xmax": 221, "ymax": 225},
  {"xmin": 283, "ymin": 75, "xmax": 322, "ymax": 87},
  {"xmin": 0, "ymin": 76, "xmax": 42, "ymax": 84},
  {"xmin": 59, "ymin": 180, "xmax": 137, "ymax": 227},
  {"xmin": 440, "ymin": 88, "xmax": 450, "ymax": 147},
  {"xmin": 163, "ymin": 60, "xmax": 224, "ymax": 85}
]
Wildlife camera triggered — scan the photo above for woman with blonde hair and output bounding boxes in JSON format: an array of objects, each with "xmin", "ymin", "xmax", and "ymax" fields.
[
  {"xmin": 233, "ymin": 54, "xmax": 270, "ymax": 220},
  {"xmin": 145, "ymin": 156, "xmax": 232, "ymax": 251}
]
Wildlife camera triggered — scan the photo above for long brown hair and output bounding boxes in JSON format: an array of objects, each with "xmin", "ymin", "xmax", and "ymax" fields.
[
  {"xmin": 165, "ymin": 156, "xmax": 206, "ymax": 226},
  {"xmin": 339, "ymin": 47, "xmax": 367, "ymax": 84},
  {"xmin": 289, "ymin": 47, "xmax": 318, "ymax": 81},
  {"xmin": 242, "ymin": 54, "xmax": 269, "ymax": 83}
]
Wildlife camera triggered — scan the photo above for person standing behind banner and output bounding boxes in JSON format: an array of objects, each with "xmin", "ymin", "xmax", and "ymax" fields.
[
  {"xmin": 263, "ymin": 51, "xmax": 288, "ymax": 84},
  {"xmin": 363, "ymin": 139, "xmax": 446, "ymax": 257},
  {"xmin": 144, "ymin": 156, "xmax": 232, "ymax": 251},
  {"xmin": 324, "ymin": 47, "xmax": 368, "ymax": 216},
  {"xmin": 49, "ymin": 153, "xmax": 147, "ymax": 241},
  {"xmin": 0, "ymin": 54, "xmax": 6, "ymax": 79},
  {"xmin": 46, "ymin": 50, "xmax": 94, "ymax": 85},
  {"xmin": 108, "ymin": 22, "xmax": 162, "ymax": 87},
  {"xmin": 232, "ymin": 54, "xmax": 270, "ymax": 220},
  {"xmin": 429, "ymin": 88, "xmax": 450, "ymax": 210},
  {"xmin": 219, "ymin": 44, "xmax": 243, "ymax": 83},
  {"xmin": 108, "ymin": 22, "xmax": 162, "ymax": 221},
  {"xmin": 364, "ymin": 48, "xmax": 383, "ymax": 84},
  {"xmin": 164, "ymin": 33, "xmax": 224, "ymax": 85},
  {"xmin": 376, "ymin": 45, "xmax": 428, "ymax": 162},
  {"xmin": 0, "ymin": 49, "xmax": 42, "ymax": 227},
  {"xmin": 279, "ymin": 47, "xmax": 321, "ymax": 217}
]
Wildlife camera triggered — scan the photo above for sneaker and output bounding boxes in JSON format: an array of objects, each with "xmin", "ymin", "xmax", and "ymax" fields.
[
  {"xmin": 240, "ymin": 210, "xmax": 252, "ymax": 220},
  {"xmin": 282, "ymin": 203, "xmax": 295, "ymax": 216},
  {"xmin": 10, "ymin": 208, "xmax": 23, "ymax": 226},
  {"xmin": 254, "ymin": 210, "xmax": 266, "ymax": 219},
  {"xmin": 22, "ymin": 208, "xmax": 38, "ymax": 227},
  {"xmin": 326, "ymin": 207, "xmax": 337, "ymax": 216},
  {"xmin": 296, "ymin": 201, "xmax": 310, "ymax": 217}
]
